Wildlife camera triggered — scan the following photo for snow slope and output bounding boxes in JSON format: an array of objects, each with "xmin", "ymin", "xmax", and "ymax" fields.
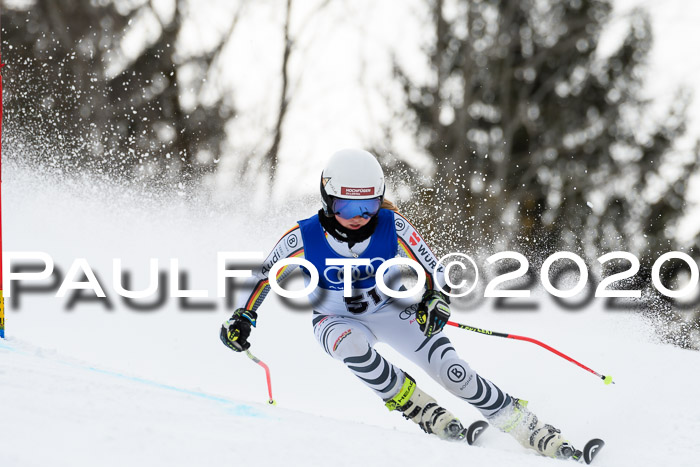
[
  {"xmin": 0, "ymin": 338, "xmax": 580, "ymax": 467},
  {"xmin": 1, "ymin": 166, "xmax": 699, "ymax": 466}
]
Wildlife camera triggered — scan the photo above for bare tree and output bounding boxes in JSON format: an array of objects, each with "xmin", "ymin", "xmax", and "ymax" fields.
[
  {"xmin": 2, "ymin": 0, "xmax": 238, "ymax": 186},
  {"xmin": 264, "ymin": 0, "xmax": 293, "ymax": 187}
]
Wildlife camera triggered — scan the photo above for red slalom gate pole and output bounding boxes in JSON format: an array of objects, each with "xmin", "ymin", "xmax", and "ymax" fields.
[
  {"xmin": 446, "ymin": 321, "xmax": 614, "ymax": 385},
  {"xmin": 1, "ymin": 21, "xmax": 5, "ymax": 339},
  {"xmin": 245, "ymin": 350, "xmax": 276, "ymax": 405}
]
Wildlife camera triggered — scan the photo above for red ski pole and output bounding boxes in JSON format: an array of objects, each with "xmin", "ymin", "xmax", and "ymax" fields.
[
  {"xmin": 245, "ymin": 350, "xmax": 276, "ymax": 405},
  {"xmin": 447, "ymin": 321, "xmax": 614, "ymax": 385}
]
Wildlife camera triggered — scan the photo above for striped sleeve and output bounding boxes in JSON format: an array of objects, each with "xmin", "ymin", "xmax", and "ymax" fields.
[
  {"xmin": 235, "ymin": 225, "xmax": 305, "ymax": 313},
  {"xmin": 393, "ymin": 211, "xmax": 445, "ymax": 292}
]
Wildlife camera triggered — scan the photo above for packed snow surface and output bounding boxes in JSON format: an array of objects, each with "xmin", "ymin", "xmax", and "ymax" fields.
[{"xmin": 1, "ymin": 168, "xmax": 699, "ymax": 467}]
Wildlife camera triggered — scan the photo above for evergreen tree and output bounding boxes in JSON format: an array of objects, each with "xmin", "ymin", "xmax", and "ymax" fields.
[
  {"xmin": 391, "ymin": 0, "xmax": 698, "ymax": 347},
  {"xmin": 393, "ymin": 0, "xmax": 693, "ymax": 262}
]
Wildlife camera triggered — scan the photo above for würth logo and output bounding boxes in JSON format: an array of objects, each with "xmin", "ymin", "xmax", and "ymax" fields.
[{"xmin": 341, "ymin": 187, "xmax": 375, "ymax": 196}]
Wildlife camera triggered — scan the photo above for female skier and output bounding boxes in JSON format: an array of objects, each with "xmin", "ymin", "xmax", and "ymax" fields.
[{"xmin": 221, "ymin": 149, "xmax": 578, "ymax": 460}]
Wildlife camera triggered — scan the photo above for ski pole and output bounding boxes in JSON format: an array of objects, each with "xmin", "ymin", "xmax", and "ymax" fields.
[
  {"xmin": 447, "ymin": 321, "xmax": 614, "ymax": 385},
  {"xmin": 245, "ymin": 350, "xmax": 277, "ymax": 405}
]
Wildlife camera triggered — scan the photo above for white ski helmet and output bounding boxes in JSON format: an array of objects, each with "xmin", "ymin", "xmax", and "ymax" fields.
[{"xmin": 320, "ymin": 149, "xmax": 385, "ymax": 217}]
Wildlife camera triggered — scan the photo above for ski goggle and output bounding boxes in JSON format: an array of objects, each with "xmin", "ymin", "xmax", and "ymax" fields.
[{"xmin": 332, "ymin": 197, "xmax": 382, "ymax": 220}]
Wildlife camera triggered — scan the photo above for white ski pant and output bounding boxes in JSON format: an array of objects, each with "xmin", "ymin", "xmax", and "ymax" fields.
[{"xmin": 312, "ymin": 299, "xmax": 512, "ymax": 418}]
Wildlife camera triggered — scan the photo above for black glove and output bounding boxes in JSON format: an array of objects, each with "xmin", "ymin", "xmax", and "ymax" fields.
[
  {"xmin": 220, "ymin": 309, "xmax": 258, "ymax": 352},
  {"xmin": 416, "ymin": 290, "xmax": 450, "ymax": 337}
]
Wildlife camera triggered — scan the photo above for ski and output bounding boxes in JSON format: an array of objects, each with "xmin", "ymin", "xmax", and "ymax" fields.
[
  {"xmin": 464, "ymin": 420, "xmax": 489, "ymax": 445},
  {"xmin": 455, "ymin": 423, "xmax": 603, "ymax": 464},
  {"xmin": 571, "ymin": 438, "xmax": 605, "ymax": 464},
  {"xmin": 582, "ymin": 438, "xmax": 605, "ymax": 464}
]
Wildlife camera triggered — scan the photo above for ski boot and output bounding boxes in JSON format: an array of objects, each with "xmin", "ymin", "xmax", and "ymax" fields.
[
  {"xmin": 385, "ymin": 374, "xmax": 465, "ymax": 441},
  {"xmin": 488, "ymin": 398, "xmax": 580, "ymax": 460}
]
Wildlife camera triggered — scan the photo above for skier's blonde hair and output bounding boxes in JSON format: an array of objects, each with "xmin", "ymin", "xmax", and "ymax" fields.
[{"xmin": 381, "ymin": 199, "xmax": 399, "ymax": 212}]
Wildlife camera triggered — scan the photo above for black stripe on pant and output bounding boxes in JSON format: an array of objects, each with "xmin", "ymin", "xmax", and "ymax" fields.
[{"xmin": 343, "ymin": 346, "xmax": 404, "ymax": 400}]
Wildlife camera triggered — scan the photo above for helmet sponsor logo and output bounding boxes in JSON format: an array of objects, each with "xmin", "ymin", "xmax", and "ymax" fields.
[
  {"xmin": 409, "ymin": 231, "xmax": 421, "ymax": 246},
  {"xmin": 341, "ymin": 186, "xmax": 375, "ymax": 196}
]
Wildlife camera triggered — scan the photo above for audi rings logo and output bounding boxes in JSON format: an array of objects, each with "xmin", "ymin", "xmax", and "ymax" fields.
[
  {"xmin": 447, "ymin": 364, "xmax": 467, "ymax": 383},
  {"xmin": 399, "ymin": 304, "xmax": 418, "ymax": 320},
  {"xmin": 323, "ymin": 257, "xmax": 386, "ymax": 285},
  {"xmin": 287, "ymin": 234, "xmax": 298, "ymax": 248}
]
